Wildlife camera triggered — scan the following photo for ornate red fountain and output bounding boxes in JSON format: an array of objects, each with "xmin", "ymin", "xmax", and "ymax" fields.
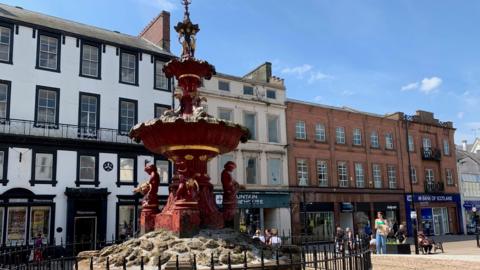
[{"xmin": 129, "ymin": 0, "xmax": 249, "ymax": 237}]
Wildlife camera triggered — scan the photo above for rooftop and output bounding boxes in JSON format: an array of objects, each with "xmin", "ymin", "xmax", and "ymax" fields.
[{"xmin": 0, "ymin": 3, "xmax": 173, "ymax": 56}]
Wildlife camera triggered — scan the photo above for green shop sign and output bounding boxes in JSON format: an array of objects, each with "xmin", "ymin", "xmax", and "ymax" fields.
[{"xmin": 214, "ymin": 192, "xmax": 290, "ymax": 209}]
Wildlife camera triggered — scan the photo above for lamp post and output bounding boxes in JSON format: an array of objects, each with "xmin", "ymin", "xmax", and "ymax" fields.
[{"xmin": 404, "ymin": 114, "xmax": 420, "ymax": 254}]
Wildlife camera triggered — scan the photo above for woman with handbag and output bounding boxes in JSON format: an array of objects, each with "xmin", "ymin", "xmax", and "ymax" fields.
[{"xmin": 374, "ymin": 212, "xmax": 389, "ymax": 254}]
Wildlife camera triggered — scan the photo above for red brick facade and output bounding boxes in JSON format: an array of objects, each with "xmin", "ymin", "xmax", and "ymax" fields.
[{"xmin": 286, "ymin": 100, "xmax": 459, "ymax": 238}]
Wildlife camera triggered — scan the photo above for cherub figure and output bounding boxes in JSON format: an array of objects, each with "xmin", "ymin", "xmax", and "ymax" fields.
[{"xmin": 133, "ymin": 164, "xmax": 159, "ymax": 208}]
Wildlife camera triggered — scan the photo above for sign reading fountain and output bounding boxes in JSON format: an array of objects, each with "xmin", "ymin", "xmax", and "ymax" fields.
[{"xmin": 129, "ymin": 0, "xmax": 249, "ymax": 238}]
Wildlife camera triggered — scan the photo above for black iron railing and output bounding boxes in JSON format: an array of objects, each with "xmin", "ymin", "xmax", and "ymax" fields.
[
  {"xmin": 424, "ymin": 181, "xmax": 445, "ymax": 193},
  {"xmin": 0, "ymin": 236, "xmax": 372, "ymax": 270},
  {"xmin": 421, "ymin": 147, "xmax": 441, "ymax": 161},
  {"xmin": 0, "ymin": 118, "xmax": 136, "ymax": 144}
]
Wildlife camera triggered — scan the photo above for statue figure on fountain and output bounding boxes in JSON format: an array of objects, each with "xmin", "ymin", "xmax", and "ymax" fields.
[
  {"xmin": 133, "ymin": 163, "xmax": 160, "ymax": 208},
  {"xmin": 221, "ymin": 161, "xmax": 239, "ymax": 226},
  {"xmin": 174, "ymin": 160, "xmax": 199, "ymax": 202}
]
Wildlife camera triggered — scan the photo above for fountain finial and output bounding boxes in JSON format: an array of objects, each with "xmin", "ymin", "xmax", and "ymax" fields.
[{"xmin": 175, "ymin": 0, "xmax": 199, "ymax": 59}]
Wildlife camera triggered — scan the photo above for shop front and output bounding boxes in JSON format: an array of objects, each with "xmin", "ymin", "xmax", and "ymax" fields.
[
  {"xmin": 405, "ymin": 194, "xmax": 462, "ymax": 236},
  {"xmin": 0, "ymin": 188, "xmax": 55, "ymax": 246},
  {"xmin": 462, "ymin": 200, "xmax": 480, "ymax": 234},
  {"xmin": 215, "ymin": 191, "xmax": 290, "ymax": 236},
  {"xmin": 299, "ymin": 202, "xmax": 335, "ymax": 241}
]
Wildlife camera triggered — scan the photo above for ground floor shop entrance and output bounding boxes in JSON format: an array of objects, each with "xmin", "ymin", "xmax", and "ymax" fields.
[
  {"xmin": 405, "ymin": 193, "xmax": 462, "ymax": 235},
  {"xmin": 65, "ymin": 188, "xmax": 109, "ymax": 253}
]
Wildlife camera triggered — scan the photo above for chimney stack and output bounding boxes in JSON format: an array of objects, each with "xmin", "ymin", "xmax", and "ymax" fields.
[
  {"xmin": 139, "ymin": 11, "xmax": 170, "ymax": 52},
  {"xmin": 462, "ymin": 140, "xmax": 468, "ymax": 151}
]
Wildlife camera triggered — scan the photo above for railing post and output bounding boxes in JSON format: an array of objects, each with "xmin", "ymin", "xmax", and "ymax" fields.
[
  {"xmin": 175, "ymin": 255, "xmax": 179, "ymax": 270},
  {"xmin": 301, "ymin": 247, "xmax": 306, "ymax": 270},
  {"xmin": 227, "ymin": 252, "xmax": 231, "ymax": 270},
  {"xmin": 260, "ymin": 249, "xmax": 264, "ymax": 270},
  {"xmin": 313, "ymin": 247, "xmax": 318, "ymax": 270},
  {"xmin": 342, "ymin": 247, "xmax": 346, "ymax": 270},
  {"xmin": 122, "ymin": 257, "xmax": 126, "ymax": 270},
  {"xmin": 193, "ymin": 254, "xmax": 197, "ymax": 270},
  {"xmin": 89, "ymin": 257, "xmax": 93, "ymax": 270},
  {"xmin": 210, "ymin": 252, "xmax": 214, "ymax": 270},
  {"xmin": 141, "ymin": 256, "xmax": 144, "ymax": 270},
  {"xmin": 275, "ymin": 250, "xmax": 279, "ymax": 269},
  {"xmin": 243, "ymin": 250, "xmax": 247, "ymax": 270},
  {"xmin": 106, "ymin": 256, "xmax": 110, "ymax": 270},
  {"xmin": 323, "ymin": 246, "xmax": 328, "ymax": 270},
  {"xmin": 75, "ymin": 257, "xmax": 78, "ymax": 270},
  {"xmin": 158, "ymin": 255, "xmax": 162, "ymax": 270},
  {"xmin": 289, "ymin": 250, "xmax": 294, "ymax": 270}
]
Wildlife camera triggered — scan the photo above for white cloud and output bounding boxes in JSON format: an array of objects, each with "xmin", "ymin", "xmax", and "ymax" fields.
[
  {"xmin": 420, "ymin": 77, "xmax": 442, "ymax": 93},
  {"xmin": 281, "ymin": 64, "xmax": 312, "ymax": 78},
  {"xmin": 308, "ymin": 71, "xmax": 333, "ymax": 84},
  {"xmin": 138, "ymin": 0, "xmax": 177, "ymax": 10},
  {"xmin": 400, "ymin": 76, "xmax": 442, "ymax": 94},
  {"xmin": 457, "ymin": 112, "xmax": 465, "ymax": 119},
  {"xmin": 401, "ymin": 82, "xmax": 419, "ymax": 91}
]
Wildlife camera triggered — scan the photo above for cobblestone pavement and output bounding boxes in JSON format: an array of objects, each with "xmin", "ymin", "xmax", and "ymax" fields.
[{"xmin": 373, "ymin": 237, "xmax": 480, "ymax": 269}]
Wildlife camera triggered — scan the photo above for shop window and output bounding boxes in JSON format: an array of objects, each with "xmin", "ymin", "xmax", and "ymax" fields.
[
  {"xmin": 30, "ymin": 206, "xmax": 50, "ymax": 244},
  {"xmin": 352, "ymin": 128, "xmax": 362, "ymax": 146},
  {"xmin": 387, "ymin": 165, "xmax": 397, "ymax": 189},
  {"xmin": 372, "ymin": 164, "xmax": 382, "ymax": 188},
  {"xmin": 6, "ymin": 206, "xmax": 27, "ymax": 244},
  {"xmin": 117, "ymin": 157, "xmax": 136, "ymax": 186},
  {"xmin": 317, "ymin": 160, "xmax": 328, "ymax": 187},
  {"xmin": 336, "ymin": 127, "xmax": 345, "ymax": 144},
  {"xmin": 337, "ymin": 162, "xmax": 348, "ymax": 187},
  {"xmin": 117, "ymin": 205, "xmax": 135, "ymax": 241},
  {"xmin": 315, "ymin": 123, "xmax": 326, "ymax": 142},
  {"xmin": 245, "ymin": 156, "xmax": 258, "ymax": 184},
  {"xmin": 300, "ymin": 211, "xmax": 334, "ymax": 241},
  {"xmin": 370, "ymin": 131, "xmax": 379, "ymax": 148},
  {"xmin": 354, "ymin": 163, "xmax": 365, "ymax": 188},
  {"xmin": 297, "ymin": 159, "xmax": 308, "ymax": 186},
  {"xmin": 155, "ymin": 159, "xmax": 170, "ymax": 184},
  {"xmin": 267, "ymin": 158, "xmax": 282, "ymax": 185},
  {"xmin": 295, "ymin": 121, "xmax": 306, "ymax": 140}
]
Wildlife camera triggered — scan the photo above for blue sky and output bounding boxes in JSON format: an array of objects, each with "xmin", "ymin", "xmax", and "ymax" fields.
[{"xmin": 4, "ymin": 0, "xmax": 480, "ymax": 144}]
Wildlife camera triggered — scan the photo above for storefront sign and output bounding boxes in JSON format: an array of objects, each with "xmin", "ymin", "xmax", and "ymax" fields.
[
  {"xmin": 214, "ymin": 192, "xmax": 290, "ymax": 209},
  {"xmin": 340, "ymin": 202, "xmax": 353, "ymax": 213},
  {"xmin": 387, "ymin": 205, "xmax": 398, "ymax": 210},
  {"xmin": 410, "ymin": 211, "xmax": 417, "ymax": 219},
  {"xmin": 463, "ymin": 200, "xmax": 480, "ymax": 210},
  {"xmin": 406, "ymin": 194, "xmax": 459, "ymax": 203}
]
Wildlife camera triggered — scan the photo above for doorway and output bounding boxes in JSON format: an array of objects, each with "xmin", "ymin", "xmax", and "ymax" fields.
[
  {"xmin": 74, "ymin": 216, "xmax": 97, "ymax": 253},
  {"xmin": 433, "ymin": 208, "xmax": 449, "ymax": 235}
]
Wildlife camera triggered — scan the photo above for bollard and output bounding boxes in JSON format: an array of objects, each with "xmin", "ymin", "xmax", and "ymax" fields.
[{"xmin": 106, "ymin": 256, "xmax": 110, "ymax": 270}]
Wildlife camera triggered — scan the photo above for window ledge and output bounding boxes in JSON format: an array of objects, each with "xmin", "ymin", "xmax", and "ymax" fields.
[
  {"xmin": 0, "ymin": 59, "xmax": 12, "ymax": 65},
  {"xmin": 116, "ymin": 181, "xmax": 138, "ymax": 188},
  {"xmin": 154, "ymin": 87, "xmax": 171, "ymax": 92},
  {"xmin": 29, "ymin": 179, "xmax": 58, "ymax": 187},
  {"xmin": 35, "ymin": 65, "xmax": 61, "ymax": 73},
  {"xmin": 119, "ymin": 80, "xmax": 139, "ymax": 86},
  {"xmin": 294, "ymin": 138, "xmax": 308, "ymax": 142},
  {"xmin": 75, "ymin": 180, "xmax": 99, "ymax": 187},
  {"xmin": 313, "ymin": 140, "xmax": 328, "ymax": 144},
  {"xmin": 79, "ymin": 73, "xmax": 102, "ymax": 80}
]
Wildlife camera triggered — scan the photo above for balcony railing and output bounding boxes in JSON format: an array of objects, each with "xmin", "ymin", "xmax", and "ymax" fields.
[
  {"xmin": 0, "ymin": 118, "xmax": 136, "ymax": 144},
  {"xmin": 421, "ymin": 147, "xmax": 441, "ymax": 161},
  {"xmin": 424, "ymin": 180, "xmax": 444, "ymax": 193}
]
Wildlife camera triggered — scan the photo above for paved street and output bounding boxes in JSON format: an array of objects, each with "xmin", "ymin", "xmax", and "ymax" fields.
[{"xmin": 373, "ymin": 235, "xmax": 480, "ymax": 269}]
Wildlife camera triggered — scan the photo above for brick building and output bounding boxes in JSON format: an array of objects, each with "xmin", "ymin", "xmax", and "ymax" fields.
[{"xmin": 286, "ymin": 99, "xmax": 460, "ymax": 239}]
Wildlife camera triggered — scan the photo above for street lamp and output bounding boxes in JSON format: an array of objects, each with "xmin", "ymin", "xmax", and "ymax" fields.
[{"xmin": 404, "ymin": 114, "xmax": 420, "ymax": 254}]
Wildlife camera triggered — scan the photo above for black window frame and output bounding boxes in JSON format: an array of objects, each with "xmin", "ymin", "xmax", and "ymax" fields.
[
  {"xmin": 154, "ymin": 103, "xmax": 170, "ymax": 118},
  {"xmin": 34, "ymin": 85, "xmax": 60, "ymax": 128},
  {"xmin": 154, "ymin": 155, "xmax": 172, "ymax": 187},
  {"xmin": 0, "ymin": 21, "xmax": 14, "ymax": 65},
  {"xmin": 35, "ymin": 30, "xmax": 61, "ymax": 73},
  {"xmin": 30, "ymin": 148, "xmax": 57, "ymax": 186},
  {"xmin": 116, "ymin": 155, "xmax": 137, "ymax": 187},
  {"xmin": 119, "ymin": 49, "xmax": 139, "ymax": 86},
  {"xmin": 0, "ymin": 146, "xmax": 8, "ymax": 186},
  {"xmin": 118, "ymin": 98, "xmax": 138, "ymax": 136},
  {"xmin": 266, "ymin": 89, "xmax": 276, "ymax": 99},
  {"xmin": 218, "ymin": 80, "xmax": 230, "ymax": 91},
  {"xmin": 75, "ymin": 151, "xmax": 99, "ymax": 187},
  {"xmin": 78, "ymin": 92, "xmax": 101, "ymax": 138},
  {"xmin": 243, "ymin": 85, "xmax": 254, "ymax": 95},
  {"xmin": 79, "ymin": 40, "xmax": 102, "ymax": 80},
  {"xmin": 153, "ymin": 56, "xmax": 170, "ymax": 92},
  {"xmin": 115, "ymin": 195, "xmax": 141, "ymax": 241},
  {"xmin": 0, "ymin": 80, "xmax": 11, "ymax": 122}
]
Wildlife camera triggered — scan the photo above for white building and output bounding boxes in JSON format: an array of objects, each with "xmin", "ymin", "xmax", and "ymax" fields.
[
  {"xmin": 200, "ymin": 63, "xmax": 291, "ymax": 236},
  {"xmin": 457, "ymin": 145, "xmax": 480, "ymax": 234},
  {"xmin": 0, "ymin": 4, "xmax": 174, "ymax": 247}
]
